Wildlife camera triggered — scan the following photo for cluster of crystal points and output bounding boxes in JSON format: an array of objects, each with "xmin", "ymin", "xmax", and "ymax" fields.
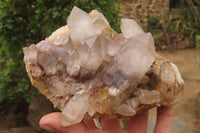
[{"xmin": 23, "ymin": 7, "xmax": 184, "ymax": 126}]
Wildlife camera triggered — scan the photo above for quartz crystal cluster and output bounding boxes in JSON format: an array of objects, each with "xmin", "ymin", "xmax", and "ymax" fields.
[{"xmin": 23, "ymin": 6, "xmax": 184, "ymax": 126}]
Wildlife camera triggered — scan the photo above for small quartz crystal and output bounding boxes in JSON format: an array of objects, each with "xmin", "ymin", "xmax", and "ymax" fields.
[
  {"xmin": 23, "ymin": 6, "xmax": 184, "ymax": 126},
  {"xmin": 120, "ymin": 18, "xmax": 145, "ymax": 38}
]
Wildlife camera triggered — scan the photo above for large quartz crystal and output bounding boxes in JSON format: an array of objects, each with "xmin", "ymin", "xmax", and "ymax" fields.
[{"xmin": 23, "ymin": 6, "xmax": 184, "ymax": 126}]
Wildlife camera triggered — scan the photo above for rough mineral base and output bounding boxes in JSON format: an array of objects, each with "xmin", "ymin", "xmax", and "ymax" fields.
[{"xmin": 23, "ymin": 6, "xmax": 184, "ymax": 126}]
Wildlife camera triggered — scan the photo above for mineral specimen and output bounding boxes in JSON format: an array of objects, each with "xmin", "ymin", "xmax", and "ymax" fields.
[{"xmin": 23, "ymin": 6, "xmax": 184, "ymax": 126}]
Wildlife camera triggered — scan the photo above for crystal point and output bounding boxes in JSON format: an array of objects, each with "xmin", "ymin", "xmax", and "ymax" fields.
[
  {"xmin": 89, "ymin": 10, "xmax": 110, "ymax": 34},
  {"xmin": 121, "ymin": 18, "xmax": 145, "ymax": 38},
  {"xmin": 67, "ymin": 6, "xmax": 96, "ymax": 44}
]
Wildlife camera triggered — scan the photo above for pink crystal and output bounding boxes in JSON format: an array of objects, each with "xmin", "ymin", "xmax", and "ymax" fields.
[{"xmin": 23, "ymin": 7, "xmax": 184, "ymax": 126}]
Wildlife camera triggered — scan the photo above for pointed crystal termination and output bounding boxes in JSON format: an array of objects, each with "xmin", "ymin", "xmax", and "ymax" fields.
[
  {"xmin": 61, "ymin": 93, "xmax": 89, "ymax": 126},
  {"xmin": 23, "ymin": 6, "xmax": 184, "ymax": 127},
  {"xmin": 89, "ymin": 10, "xmax": 110, "ymax": 34},
  {"xmin": 67, "ymin": 6, "xmax": 96, "ymax": 44},
  {"xmin": 120, "ymin": 18, "xmax": 145, "ymax": 38}
]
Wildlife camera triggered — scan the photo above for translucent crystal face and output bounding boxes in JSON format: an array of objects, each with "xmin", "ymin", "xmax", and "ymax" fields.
[
  {"xmin": 23, "ymin": 6, "xmax": 184, "ymax": 126},
  {"xmin": 120, "ymin": 18, "xmax": 145, "ymax": 38}
]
